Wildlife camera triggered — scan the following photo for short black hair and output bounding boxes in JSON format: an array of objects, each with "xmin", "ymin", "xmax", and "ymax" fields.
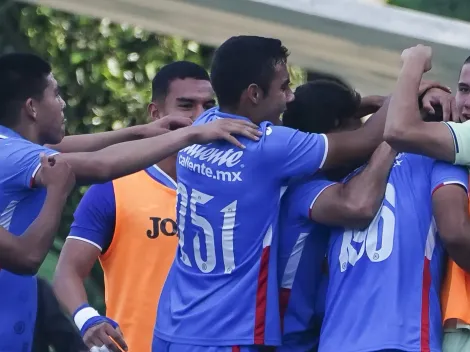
[
  {"xmin": 465, "ymin": 55, "xmax": 470, "ymax": 65},
  {"xmin": 283, "ymin": 75, "xmax": 360, "ymax": 134},
  {"xmin": 211, "ymin": 36, "xmax": 289, "ymax": 107},
  {"xmin": 0, "ymin": 53, "xmax": 51, "ymax": 126},
  {"xmin": 151, "ymin": 61, "xmax": 210, "ymax": 101}
]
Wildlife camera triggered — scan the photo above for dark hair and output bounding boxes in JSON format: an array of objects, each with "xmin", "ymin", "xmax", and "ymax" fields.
[
  {"xmin": 283, "ymin": 75, "xmax": 360, "ymax": 134},
  {"xmin": 210, "ymin": 36, "xmax": 289, "ymax": 107},
  {"xmin": 0, "ymin": 53, "xmax": 51, "ymax": 126},
  {"xmin": 151, "ymin": 61, "xmax": 210, "ymax": 101},
  {"xmin": 465, "ymin": 56, "xmax": 470, "ymax": 65}
]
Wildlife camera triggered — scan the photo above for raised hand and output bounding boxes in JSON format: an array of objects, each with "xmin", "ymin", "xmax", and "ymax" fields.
[
  {"xmin": 40, "ymin": 153, "xmax": 75, "ymax": 195},
  {"xmin": 401, "ymin": 45, "xmax": 433, "ymax": 73}
]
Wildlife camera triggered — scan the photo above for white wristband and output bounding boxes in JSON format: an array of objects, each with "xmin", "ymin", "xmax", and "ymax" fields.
[{"xmin": 74, "ymin": 306, "xmax": 100, "ymax": 331}]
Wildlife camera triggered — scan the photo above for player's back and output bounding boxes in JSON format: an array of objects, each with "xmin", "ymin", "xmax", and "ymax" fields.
[
  {"xmin": 319, "ymin": 153, "xmax": 468, "ymax": 352},
  {"xmin": 0, "ymin": 127, "xmax": 58, "ymax": 351},
  {"xmin": 155, "ymin": 107, "xmax": 328, "ymax": 347},
  {"xmin": 277, "ymin": 175, "xmax": 332, "ymax": 351}
]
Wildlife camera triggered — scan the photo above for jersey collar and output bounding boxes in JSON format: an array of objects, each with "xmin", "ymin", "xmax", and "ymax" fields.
[
  {"xmin": 215, "ymin": 108, "xmax": 253, "ymax": 123},
  {"xmin": 0, "ymin": 125, "xmax": 24, "ymax": 140},
  {"xmin": 145, "ymin": 165, "xmax": 177, "ymax": 190}
]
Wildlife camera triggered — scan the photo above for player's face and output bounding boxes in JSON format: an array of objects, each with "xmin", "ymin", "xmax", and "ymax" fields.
[
  {"xmin": 456, "ymin": 64, "xmax": 470, "ymax": 121},
  {"xmin": 150, "ymin": 78, "xmax": 216, "ymax": 122},
  {"xmin": 259, "ymin": 63, "xmax": 294, "ymax": 125},
  {"xmin": 36, "ymin": 74, "xmax": 66, "ymax": 145}
]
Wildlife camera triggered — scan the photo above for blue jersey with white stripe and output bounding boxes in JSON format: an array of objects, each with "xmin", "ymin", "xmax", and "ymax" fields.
[
  {"xmin": 0, "ymin": 126, "xmax": 58, "ymax": 352},
  {"xmin": 277, "ymin": 175, "xmax": 335, "ymax": 352},
  {"xmin": 155, "ymin": 108, "xmax": 328, "ymax": 346},
  {"xmin": 319, "ymin": 153, "xmax": 469, "ymax": 352}
]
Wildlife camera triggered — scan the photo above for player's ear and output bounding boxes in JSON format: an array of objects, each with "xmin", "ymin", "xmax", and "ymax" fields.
[
  {"xmin": 247, "ymin": 84, "xmax": 263, "ymax": 105},
  {"xmin": 25, "ymin": 98, "xmax": 38, "ymax": 122},
  {"xmin": 147, "ymin": 101, "xmax": 163, "ymax": 122}
]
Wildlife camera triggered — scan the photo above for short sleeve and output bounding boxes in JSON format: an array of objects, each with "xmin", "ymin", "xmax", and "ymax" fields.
[
  {"xmin": 431, "ymin": 161, "xmax": 469, "ymax": 195},
  {"xmin": 68, "ymin": 182, "xmax": 116, "ymax": 253},
  {"xmin": 285, "ymin": 175, "xmax": 337, "ymax": 220},
  {"xmin": 0, "ymin": 138, "xmax": 58, "ymax": 190},
  {"xmin": 444, "ymin": 121, "xmax": 470, "ymax": 166},
  {"xmin": 262, "ymin": 124, "xmax": 327, "ymax": 179}
]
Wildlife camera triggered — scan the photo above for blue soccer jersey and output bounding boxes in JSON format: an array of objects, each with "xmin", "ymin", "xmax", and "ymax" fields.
[
  {"xmin": 0, "ymin": 126, "xmax": 58, "ymax": 352},
  {"xmin": 277, "ymin": 175, "xmax": 335, "ymax": 352},
  {"xmin": 319, "ymin": 153, "xmax": 469, "ymax": 352},
  {"xmin": 154, "ymin": 108, "xmax": 328, "ymax": 346}
]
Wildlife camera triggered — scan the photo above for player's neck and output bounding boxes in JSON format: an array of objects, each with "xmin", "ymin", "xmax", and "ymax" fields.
[
  {"xmin": 7, "ymin": 123, "xmax": 41, "ymax": 145},
  {"xmin": 157, "ymin": 155, "xmax": 177, "ymax": 182},
  {"xmin": 219, "ymin": 106, "xmax": 253, "ymax": 121}
]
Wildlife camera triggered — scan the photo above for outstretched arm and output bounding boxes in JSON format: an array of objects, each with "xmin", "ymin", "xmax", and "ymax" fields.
[
  {"xmin": 46, "ymin": 115, "xmax": 192, "ymax": 153},
  {"xmin": 311, "ymin": 142, "xmax": 396, "ymax": 229},
  {"xmin": 35, "ymin": 119, "xmax": 261, "ymax": 186}
]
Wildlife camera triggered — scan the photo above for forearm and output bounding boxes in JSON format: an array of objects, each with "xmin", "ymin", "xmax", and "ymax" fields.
[
  {"xmin": 0, "ymin": 190, "xmax": 67, "ymax": 274},
  {"xmin": 384, "ymin": 61, "xmax": 424, "ymax": 140},
  {"xmin": 342, "ymin": 143, "xmax": 396, "ymax": 227},
  {"xmin": 53, "ymin": 270, "xmax": 90, "ymax": 316},
  {"xmin": 323, "ymin": 97, "xmax": 390, "ymax": 170},
  {"xmin": 352, "ymin": 95, "xmax": 386, "ymax": 119},
  {"xmin": 46, "ymin": 125, "xmax": 156, "ymax": 153},
  {"xmin": 60, "ymin": 126, "xmax": 196, "ymax": 184}
]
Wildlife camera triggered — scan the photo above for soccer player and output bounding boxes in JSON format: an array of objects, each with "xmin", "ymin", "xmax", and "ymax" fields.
[
  {"xmin": 53, "ymin": 62, "xmax": 215, "ymax": 352},
  {"xmin": 0, "ymin": 155, "xmax": 75, "ymax": 274},
  {"xmin": 0, "ymin": 53, "xmax": 259, "ymax": 352},
  {"xmin": 152, "ymin": 36, "xmax": 445, "ymax": 352},
  {"xmin": 278, "ymin": 77, "xmax": 395, "ymax": 352},
  {"xmin": 384, "ymin": 46, "xmax": 470, "ymax": 352},
  {"xmin": 318, "ymin": 47, "xmax": 470, "ymax": 352},
  {"xmin": 33, "ymin": 277, "xmax": 87, "ymax": 352}
]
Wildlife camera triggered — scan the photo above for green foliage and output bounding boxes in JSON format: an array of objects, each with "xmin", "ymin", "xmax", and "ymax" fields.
[
  {"xmin": 388, "ymin": 0, "xmax": 470, "ymax": 22},
  {"xmin": 0, "ymin": 2, "xmax": 306, "ymax": 312}
]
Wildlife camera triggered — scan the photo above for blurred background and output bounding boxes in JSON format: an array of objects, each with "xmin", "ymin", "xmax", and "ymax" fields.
[{"xmin": 1, "ymin": 0, "xmax": 469, "ymax": 312}]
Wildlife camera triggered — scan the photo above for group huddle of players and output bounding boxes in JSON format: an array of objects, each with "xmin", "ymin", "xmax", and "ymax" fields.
[{"xmin": 1, "ymin": 35, "xmax": 470, "ymax": 352}]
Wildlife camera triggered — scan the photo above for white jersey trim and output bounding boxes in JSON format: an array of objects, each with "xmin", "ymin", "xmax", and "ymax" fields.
[
  {"xmin": 281, "ymin": 232, "xmax": 310, "ymax": 289},
  {"xmin": 309, "ymin": 183, "xmax": 337, "ymax": 211},
  {"xmin": 67, "ymin": 236, "xmax": 103, "ymax": 252},
  {"xmin": 152, "ymin": 164, "xmax": 177, "ymax": 188},
  {"xmin": 319, "ymin": 134, "xmax": 329, "ymax": 169},
  {"xmin": 31, "ymin": 152, "xmax": 60, "ymax": 184}
]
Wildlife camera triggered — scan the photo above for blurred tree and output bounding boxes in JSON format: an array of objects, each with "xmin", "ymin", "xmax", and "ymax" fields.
[
  {"xmin": 0, "ymin": 2, "xmax": 306, "ymax": 311},
  {"xmin": 388, "ymin": 0, "xmax": 470, "ymax": 22}
]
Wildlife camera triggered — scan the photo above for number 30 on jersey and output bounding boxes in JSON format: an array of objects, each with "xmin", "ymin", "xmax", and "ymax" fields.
[{"xmin": 338, "ymin": 183, "xmax": 396, "ymax": 272}]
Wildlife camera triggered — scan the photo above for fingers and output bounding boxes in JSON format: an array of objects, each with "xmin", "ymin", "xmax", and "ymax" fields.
[
  {"xmin": 223, "ymin": 134, "xmax": 245, "ymax": 149},
  {"xmin": 168, "ymin": 116, "xmax": 193, "ymax": 130},
  {"xmin": 441, "ymin": 98, "xmax": 451, "ymax": 122},
  {"xmin": 104, "ymin": 325, "xmax": 128, "ymax": 351},
  {"xmin": 450, "ymin": 99, "xmax": 461, "ymax": 123},
  {"xmin": 422, "ymin": 100, "xmax": 435, "ymax": 116}
]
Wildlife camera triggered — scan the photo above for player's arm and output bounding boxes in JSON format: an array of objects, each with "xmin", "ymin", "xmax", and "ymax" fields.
[
  {"xmin": 351, "ymin": 95, "xmax": 387, "ymax": 120},
  {"xmin": 35, "ymin": 118, "xmax": 261, "ymax": 186},
  {"xmin": 310, "ymin": 142, "xmax": 396, "ymax": 229},
  {"xmin": 320, "ymin": 96, "xmax": 390, "ymax": 171},
  {"xmin": 53, "ymin": 183, "xmax": 127, "ymax": 352},
  {"xmin": 0, "ymin": 156, "xmax": 74, "ymax": 275},
  {"xmin": 384, "ymin": 45, "xmax": 458, "ymax": 163},
  {"xmin": 433, "ymin": 183, "xmax": 470, "ymax": 273},
  {"xmin": 46, "ymin": 115, "xmax": 193, "ymax": 153}
]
